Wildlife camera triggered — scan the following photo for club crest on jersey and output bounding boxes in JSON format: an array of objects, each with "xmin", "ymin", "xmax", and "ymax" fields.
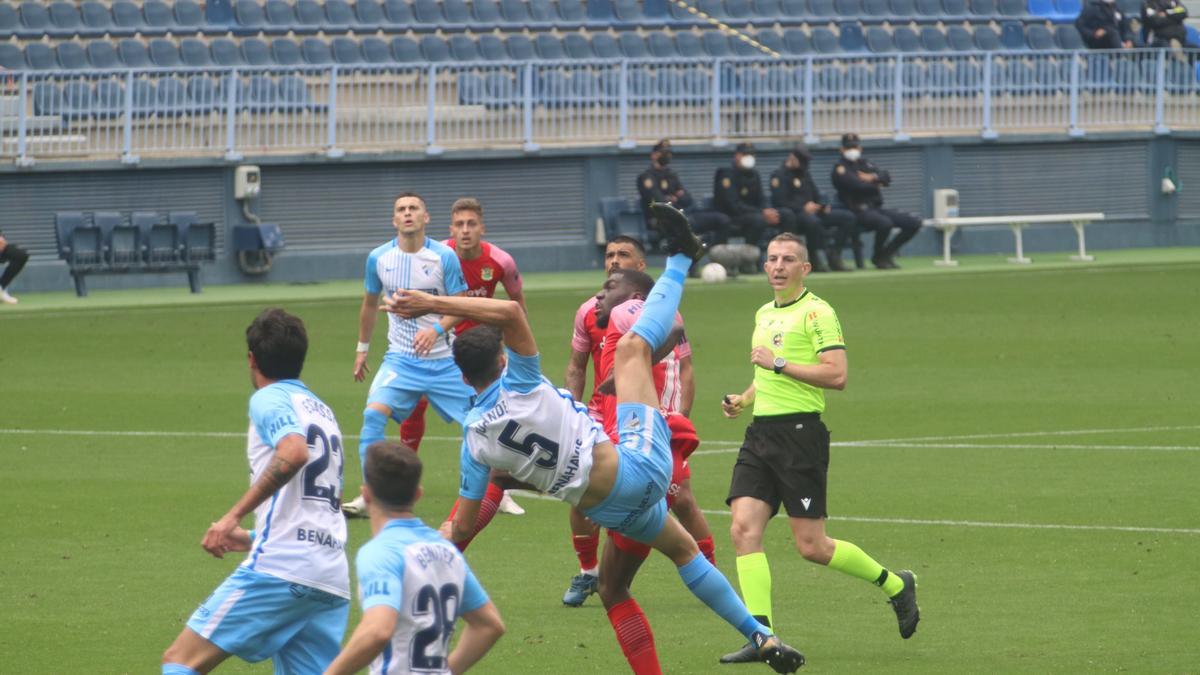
[
  {"xmin": 772, "ymin": 332, "xmax": 784, "ymax": 347},
  {"xmin": 626, "ymin": 412, "xmax": 642, "ymax": 431},
  {"xmin": 422, "ymin": 264, "xmax": 433, "ymax": 276},
  {"xmin": 481, "ymin": 267, "xmax": 494, "ymax": 281}
]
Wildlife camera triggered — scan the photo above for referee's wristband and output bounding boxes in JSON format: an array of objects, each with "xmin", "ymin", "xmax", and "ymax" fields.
[
  {"xmin": 433, "ymin": 323, "xmax": 446, "ymax": 336},
  {"xmin": 355, "ymin": 341, "xmax": 370, "ymax": 353}
]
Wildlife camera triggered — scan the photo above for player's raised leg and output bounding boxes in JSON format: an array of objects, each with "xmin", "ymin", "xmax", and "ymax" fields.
[{"xmin": 162, "ymin": 628, "xmax": 229, "ymax": 674}]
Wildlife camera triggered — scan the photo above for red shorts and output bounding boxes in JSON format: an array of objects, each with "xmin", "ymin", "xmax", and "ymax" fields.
[{"xmin": 609, "ymin": 413, "xmax": 700, "ymax": 559}]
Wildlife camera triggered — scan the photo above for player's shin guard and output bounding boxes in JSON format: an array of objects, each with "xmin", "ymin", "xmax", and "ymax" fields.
[
  {"xmin": 399, "ymin": 398, "xmax": 429, "ymax": 451},
  {"xmin": 607, "ymin": 599, "xmax": 662, "ymax": 675},
  {"xmin": 697, "ymin": 535, "xmax": 716, "ymax": 566},
  {"xmin": 574, "ymin": 533, "xmax": 601, "ymax": 573},
  {"xmin": 677, "ymin": 553, "xmax": 769, "ymax": 641},
  {"xmin": 358, "ymin": 407, "xmax": 389, "ymax": 470},
  {"xmin": 628, "ymin": 254, "xmax": 691, "ymax": 352},
  {"xmin": 162, "ymin": 665, "xmax": 200, "ymax": 675}
]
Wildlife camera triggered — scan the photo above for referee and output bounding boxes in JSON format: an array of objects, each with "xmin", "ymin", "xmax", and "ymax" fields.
[{"xmin": 718, "ymin": 232, "xmax": 919, "ymax": 665}]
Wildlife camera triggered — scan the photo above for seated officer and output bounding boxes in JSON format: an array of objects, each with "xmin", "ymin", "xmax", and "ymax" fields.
[
  {"xmin": 714, "ymin": 142, "xmax": 796, "ymax": 268},
  {"xmin": 637, "ymin": 139, "xmax": 732, "ymax": 250},
  {"xmin": 830, "ymin": 133, "xmax": 921, "ymax": 270},
  {"xmin": 769, "ymin": 143, "xmax": 854, "ymax": 273}
]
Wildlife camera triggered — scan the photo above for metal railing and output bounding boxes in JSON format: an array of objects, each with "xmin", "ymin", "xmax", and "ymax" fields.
[{"xmin": 1, "ymin": 49, "xmax": 1197, "ymax": 165}]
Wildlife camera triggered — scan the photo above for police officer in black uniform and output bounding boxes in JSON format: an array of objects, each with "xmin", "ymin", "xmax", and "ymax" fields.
[
  {"xmin": 1141, "ymin": 0, "xmax": 1197, "ymax": 47},
  {"xmin": 637, "ymin": 139, "xmax": 732, "ymax": 249},
  {"xmin": 831, "ymin": 133, "xmax": 921, "ymax": 270},
  {"xmin": 713, "ymin": 142, "xmax": 796, "ymax": 257},
  {"xmin": 769, "ymin": 143, "xmax": 854, "ymax": 273}
]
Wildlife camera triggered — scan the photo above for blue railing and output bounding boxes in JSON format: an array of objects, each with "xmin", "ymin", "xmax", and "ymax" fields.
[{"xmin": 1, "ymin": 49, "xmax": 1197, "ymax": 165}]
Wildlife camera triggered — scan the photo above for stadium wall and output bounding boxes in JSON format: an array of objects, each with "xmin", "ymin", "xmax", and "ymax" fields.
[{"xmin": 4, "ymin": 133, "xmax": 1198, "ymax": 294}]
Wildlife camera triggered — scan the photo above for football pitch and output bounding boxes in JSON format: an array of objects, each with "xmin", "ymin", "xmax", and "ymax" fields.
[{"xmin": 2, "ymin": 249, "xmax": 1198, "ymax": 673}]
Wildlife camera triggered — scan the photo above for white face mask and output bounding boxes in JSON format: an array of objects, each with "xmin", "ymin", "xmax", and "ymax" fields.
[
  {"xmin": 739, "ymin": 155, "xmax": 756, "ymax": 170},
  {"xmin": 843, "ymin": 149, "xmax": 862, "ymax": 162}
]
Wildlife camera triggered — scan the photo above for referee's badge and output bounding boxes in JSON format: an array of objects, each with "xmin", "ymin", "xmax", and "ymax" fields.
[
  {"xmin": 481, "ymin": 267, "xmax": 494, "ymax": 281},
  {"xmin": 772, "ymin": 332, "xmax": 784, "ymax": 347},
  {"xmin": 660, "ymin": 180, "xmax": 670, "ymax": 191},
  {"xmin": 793, "ymin": 177, "xmax": 802, "ymax": 188}
]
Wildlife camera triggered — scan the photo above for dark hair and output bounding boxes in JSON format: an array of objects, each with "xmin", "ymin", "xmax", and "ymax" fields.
[
  {"xmin": 364, "ymin": 441, "xmax": 422, "ymax": 510},
  {"xmin": 453, "ymin": 325, "xmax": 504, "ymax": 389},
  {"xmin": 612, "ymin": 268, "xmax": 655, "ymax": 297},
  {"xmin": 394, "ymin": 191, "xmax": 427, "ymax": 208},
  {"xmin": 246, "ymin": 308, "xmax": 307, "ymax": 380},
  {"xmin": 607, "ymin": 235, "xmax": 646, "ymax": 257}
]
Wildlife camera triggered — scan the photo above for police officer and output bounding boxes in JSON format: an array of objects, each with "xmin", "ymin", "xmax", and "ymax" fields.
[
  {"xmin": 1141, "ymin": 0, "xmax": 1196, "ymax": 47},
  {"xmin": 714, "ymin": 142, "xmax": 796, "ymax": 263},
  {"xmin": 637, "ymin": 139, "xmax": 732, "ymax": 249},
  {"xmin": 1075, "ymin": 0, "xmax": 1135, "ymax": 49},
  {"xmin": 769, "ymin": 143, "xmax": 854, "ymax": 273},
  {"xmin": 831, "ymin": 133, "xmax": 920, "ymax": 270}
]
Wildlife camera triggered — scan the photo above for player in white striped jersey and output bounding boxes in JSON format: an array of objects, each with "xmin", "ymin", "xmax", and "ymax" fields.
[
  {"xmin": 162, "ymin": 309, "xmax": 350, "ymax": 675},
  {"xmin": 325, "ymin": 441, "xmax": 503, "ymax": 675},
  {"xmin": 384, "ymin": 204, "xmax": 805, "ymax": 673},
  {"xmin": 345, "ymin": 192, "xmax": 474, "ymax": 516}
]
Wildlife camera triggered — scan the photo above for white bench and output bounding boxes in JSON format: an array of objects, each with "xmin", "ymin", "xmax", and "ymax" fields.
[{"xmin": 922, "ymin": 213, "xmax": 1106, "ymax": 267}]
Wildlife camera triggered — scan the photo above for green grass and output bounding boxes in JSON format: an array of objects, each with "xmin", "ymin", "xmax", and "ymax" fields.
[{"xmin": 2, "ymin": 249, "xmax": 1199, "ymax": 673}]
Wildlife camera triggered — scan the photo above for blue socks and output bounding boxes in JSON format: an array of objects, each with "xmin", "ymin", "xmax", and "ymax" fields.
[
  {"xmin": 678, "ymin": 552, "xmax": 771, "ymax": 641},
  {"xmin": 629, "ymin": 253, "xmax": 691, "ymax": 351},
  {"xmin": 358, "ymin": 407, "xmax": 389, "ymax": 469},
  {"xmin": 162, "ymin": 665, "xmax": 200, "ymax": 675}
]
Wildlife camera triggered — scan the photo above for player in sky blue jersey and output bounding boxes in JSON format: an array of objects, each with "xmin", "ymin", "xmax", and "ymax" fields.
[
  {"xmin": 162, "ymin": 309, "xmax": 350, "ymax": 674},
  {"xmin": 325, "ymin": 441, "xmax": 504, "ymax": 675},
  {"xmin": 384, "ymin": 204, "xmax": 805, "ymax": 674},
  {"xmin": 345, "ymin": 192, "xmax": 475, "ymax": 516}
]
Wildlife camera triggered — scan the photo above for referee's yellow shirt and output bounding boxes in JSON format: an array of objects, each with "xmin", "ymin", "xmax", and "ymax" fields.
[{"xmin": 752, "ymin": 290, "xmax": 845, "ymax": 416}]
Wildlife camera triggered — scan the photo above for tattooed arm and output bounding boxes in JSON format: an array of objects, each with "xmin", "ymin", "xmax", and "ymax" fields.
[{"xmin": 202, "ymin": 433, "xmax": 309, "ymax": 558}]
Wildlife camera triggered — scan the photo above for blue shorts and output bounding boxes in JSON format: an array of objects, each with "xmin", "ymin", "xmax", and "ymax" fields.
[
  {"xmin": 186, "ymin": 567, "xmax": 349, "ymax": 670},
  {"xmin": 583, "ymin": 404, "xmax": 672, "ymax": 544},
  {"xmin": 368, "ymin": 353, "xmax": 473, "ymax": 425}
]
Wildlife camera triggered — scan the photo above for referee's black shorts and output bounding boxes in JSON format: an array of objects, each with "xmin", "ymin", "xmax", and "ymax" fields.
[{"xmin": 726, "ymin": 412, "xmax": 830, "ymax": 519}]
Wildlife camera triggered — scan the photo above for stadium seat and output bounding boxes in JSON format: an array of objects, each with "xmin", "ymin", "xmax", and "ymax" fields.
[
  {"xmin": 419, "ymin": 35, "xmax": 451, "ymax": 62},
  {"xmin": 118, "ymin": 40, "xmax": 151, "ymax": 68},
  {"xmin": 143, "ymin": 0, "xmax": 177, "ymax": 33},
  {"xmin": 157, "ymin": 77, "xmax": 191, "ymax": 116},
  {"xmin": 242, "ymin": 38, "xmax": 273, "ymax": 66},
  {"xmin": 1052, "ymin": 0, "xmax": 1081, "ymax": 21},
  {"xmin": 731, "ymin": 34, "xmax": 761, "ymax": 56},
  {"xmin": 34, "ymin": 82, "xmax": 66, "ymax": 117},
  {"xmin": 942, "ymin": 0, "xmax": 969, "ymax": 15},
  {"xmin": 799, "ymin": 0, "xmax": 827, "ymax": 16},
  {"xmin": 293, "ymin": 0, "xmax": 325, "ymax": 32},
  {"xmin": 588, "ymin": 0, "xmax": 616, "ymax": 20},
  {"xmin": 62, "ymin": 81, "xmax": 97, "ymax": 117},
  {"xmin": 271, "ymin": 38, "xmax": 304, "ymax": 66},
  {"xmin": 757, "ymin": 29, "xmax": 785, "ymax": 53},
  {"xmin": 18, "ymin": 1, "xmax": 51, "ymax": 39},
  {"xmin": 133, "ymin": 212, "xmax": 179, "ymax": 264},
  {"xmin": 558, "ymin": 0, "xmax": 587, "ymax": 22},
  {"xmin": 626, "ymin": 66, "xmax": 657, "ymax": 105},
  {"xmin": 130, "ymin": 78, "xmax": 157, "ymax": 115},
  {"xmin": 442, "ymin": 0, "xmax": 472, "ymax": 25},
  {"xmin": 105, "ymin": 1, "xmax": 142, "ymax": 36},
  {"xmin": 973, "ymin": 24, "xmax": 1002, "ymax": 50},
  {"xmin": 360, "ymin": 37, "xmax": 391, "ymax": 63},
  {"xmin": 696, "ymin": 0, "xmax": 725, "ymax": 20},
  {"xmin": 0, "ymin": 4, "xmax": 19, "ymax": 40},
  {"xmin": 48, "ymin": 1, "xmax": 83, "ymax": 37},
  {"xmin": 649, "ymin": 32, "xmax": 679, "ymax": 57},
  {"xmin": 391, "ymin": 36, "xmax": 422, "ymax": 62},
  {"xmin": 529, "ymin": 0, "xmax": 557, "ymax": 24},
  {"xmin": 234, "ymin": 0, "xmax": 268, "ymax": 33},
  {"xmin": 484, "ymin": 72, "xmax": 517, "ymax": 107},
  {"xmin": 479, "ymin": 35, "xmax": 507, "ymax": 61},
  {"xmin": 925, "ymin": 61, "xmax": 955, "ymax": 95},
  {"xmin": 175, "ymin": 0, "xmax": 205, "ymax": 31},
  {"xmin": 599, "ymin": 198, "xmax": 648, "ymax": 243},
  {"xmin": 210, "ymin": 39, "xmax": 242, "ymax": 66},
  {"xmin": 946, "ymin": 24, "xmax": 974, "ymax": 50},
  {"xmin": 866, "ymin": 26, "xmax": 895, "ymax": 52},
  {"xmin": 1000, "ymin": 21, "xmax": 1026, "ymax": 49},
  {"xmin": 83, "ymin": 42, "xmax": 119, "ymax": 69},
  {"xmin": 1054, "ymin": 24, "xmax": 1083, "ymax": 49},
  {"xmin": 1026, "ymin": 23, "xmax": 1054, "ymax": 49},
  {"xmin": 560, "ymin": 33, "xmax": 590, "ymax": 58},
  {"xmin": 175, "ymin": 213, "xmax": 215, "ymax": 263},
  {"xmin": 458, "ymin": 72, "xmax": 487, "ymax": 105},
  {"xmin": 890, "ymin": 0, "xmax": 916, "ymax": 14},
  {"xmin": 507, "ymin": 34, "xmax": 537, "ymax": 59},
  {"xmin": 1027, "ymin": 0, "xmax": 1053, "ymax": 17},
  {"xmin": 676, "ymin": 32, "xmax": 705, "ymax": 56},
  {"xmin": 386, "ymin": 0, "xmax": 417, "ymax": 26},
  {"xmin": 78, "ymin": 1, "xmax": 113, "ymax": 36},
  {"xmin": 278, "ymin": 75, "xmax": 320, "ymax": 111},
  {"xmin": 501, "ymin": 0, "xmax": 532, "ymax": 23},
  {"xmin": 149, "ymin": 39, "xmax": 183, "ymax": 68},
  {"xmin": 755, "ymin": 0, "xmax": 785, "ymax": 17},
  {"xmin": 25, "ymin": 44, "xmax": 57, "ymax": 71},
  {"xmin": 782, "ymin": 28, "xmax": 811, "ymax": 54},
  {"xmin": 535, "ymin": 34, "xmax": 567, "ymax": 59},
  {"xmin": 240, "ymin": 75, "xmax": 277, "ymax": 111},
  {"xmin": 954, "ymin": 60, "xmax": 982, "ymax": 88},
  {"xmin": 890, "ymin": 26, "xmax": 918, "ymax": 51},
  {"xmin": 473, "ymin": 0, "xmax": 502, "ymax": 23},
  {"xmin": 703, "ymin": 32, "xmax": 733, "ymax": 56},
  {"xmin": 57, "ymin": 212, "xmax": 104, "ymax": 268},
  {"xmin": 330, "ymin": 37, "xmax": 362, "ymax": 65},
  {"xmin": 619, "ymin": 33, "xmax": 650, "ymax": 58},
  {"xmin": 536, "ymin": 71, "xmax": 570, "ymax": 107},
  {"xmin": 324, "ymin": 0, "xmax": 355, "ymax": 28},
  {"xmin": 998, "ymin": 0, "xmax": 1025, "ymax": 14},
  {"xmin": 264, "ymin": 0, "xmax": 298, "ymax": 33},
  {"xmin": 863, "ymin": 0, "xmax": 890, "ymax": 16},
  {"xmin": 668, "ymin": 0, "xmax": 694, "ymax": 20},
  {"xmin": 969, "ymin": 0, "xmax": 997, "ymax": 13},
  {"xmin": 839, "ymin": 23, "xmax": 866, "ymax": 52},
  {"xmin": 812, "ymin": 27, "xmax": 840, "ymax": 53},
  {"xmin": 186, "ymin": 76, "xmax": 222, "ymax": 111},
  {"xmin": 834, "ymin": 0, "xmax": 862, "ymax": 15},
  {"xmin": 0, "ymin": 44, "xmax": 22, "ymax": 71},
  {"xmin": 301, "ymin": 37, "xmax": 334, "ymax": 65},
  {"xmin": 449, "ymin": 35, "xmax": 479, "ymax": 61},
  {"xmin": 592, "ymin": 33, "xmax": 621, "ymax": 58},
  {"xmin": 55, "ymin": 43, "xmax": 88, "ymax": 70},
  {"xmin": 356, "ymin": 0, "xmax": 386, "ymax": 26},
  {"xmin": 914, "ymin": 0, "xmax": 941, "ymax": 16},
  {"xmin": 614, "ymin": 0, "xmax": 645, "ymax": 22},
  {"xmin": 915, "ymin": 26, "xmax": 944, "ymax": 51},
  {"xmin": 727, "ymin": 0, "xmax": 756, "ymax": 19},
  {"xmin": 179, "ymin": 38, "xmax": 213, "ymax": 67}
]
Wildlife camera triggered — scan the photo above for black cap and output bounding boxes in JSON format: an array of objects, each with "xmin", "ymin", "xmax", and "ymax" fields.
[
  {"xmin": 734, "ymin": 141, "xmax": 755, "ymax": 154},
  {"xmin": 790, "ymin": 142, "xmax": 811, "ymax": 160},
  {"xmin": 841, "ymin": 133, "xmax": 861, "ymax": 149},
  {"xmin": 652, "ymin": 138, "xmax": 671, "ymax": 153}
]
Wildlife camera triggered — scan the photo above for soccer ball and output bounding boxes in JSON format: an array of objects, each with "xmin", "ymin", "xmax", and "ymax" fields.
[{"xmin": 700, "ymin": 262, "xmax": 728, "ymax": 283}]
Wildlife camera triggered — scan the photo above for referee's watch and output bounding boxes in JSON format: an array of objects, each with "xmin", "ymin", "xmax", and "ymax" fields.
[{"xmin": 772, "ymin": 357, "xmax": 787, "ymax": 374}]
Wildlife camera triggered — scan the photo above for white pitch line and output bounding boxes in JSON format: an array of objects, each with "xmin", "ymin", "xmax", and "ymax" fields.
[
  {"xmin": 0, "ymin": 428, "xmax": 462, "ymax": 442},
  {"xmin": 843, "ymin": 442, "xmax": 1200, "ymax": 452},
  {"xmin": 853, "ymin": 425, "xmax": 1200, "ymax": 445}
]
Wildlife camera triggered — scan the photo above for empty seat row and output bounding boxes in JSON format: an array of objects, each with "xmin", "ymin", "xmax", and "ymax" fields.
[
  {"xmin": 0, "ymin": 1, "xmax": 206, "ymax": 39},
  {"xmin": 32, "ymin": 75, "xmax": 322, "ymax": 117}
]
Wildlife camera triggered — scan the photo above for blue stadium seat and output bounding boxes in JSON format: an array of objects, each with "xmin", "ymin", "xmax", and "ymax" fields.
[
  {"xmin": 627, "ymin": 66, "xmax": 657, "ymax": 105},
  {"xmin": 946, "ymin": 24, "xmax": 973, "ymax": 50},
  {"xmin": 479, "ymin": 35, "xmax": 507, "ymax": 61},
  {"xmin": 186, "ymin": 76, "xmax": 222, "ymax": 112},
  {"xmin": 668, "ymin": 0, "xmax": 694, "ymax": 20},
  {"xmin": 110, "ymin": 0, "xmax": 144, "ymax": 35},
  {"xmin": 175, "ymin": 0, "xmax": 205, "ymax": 32},
  {"xmin": 570, "ymin": 71, "xmax": 610, "ymax": 105},
  {"xmin": 325, "ymin": 0, "xmax": 355, "ymax": 28},
  {"xmin": 63, "ymin": 81, "xmax": 97, "ymax": 116},
  {"xmin": 241, "ymin": 75, "xmax": 278, "ymax": 111},
  {"xmin": 83, "ymin": 42, "xmax": 118, "ymax": 69},
  {"xmin": 973, "ymin": 24, "xmax": 1002, "ymax": 49},
  {"xmin": 954, "ymin": 60, "xmax": 982, "ymax": 88},
  {"xmin": 1054, "ymin": 24, "xmax": 1083, "ymax": 49},
  {"xmin": 891, "ymin": 26, "xmax": 920, "ymax": 51},
  {"xmin": 155, "ymin": 78, "xmax": 191, "ymax": 117},
  {"xmin": 757, "ymin": 29, "xmax": 785, "ymax": 53},
  {"xmin": 264, "ymin": 0, "xmax": 297, "ymax": 33},
  {"xmin": 536, "ymin": 34, "xmax": 567, "ymax": 59},
  {"xmin": 355, "ymin": 0, "xmax": 385, "ymax": 26},
  {"xmin": 57, "ymin": 212, "xmax": 105, "ymax": 268},
  {"xmin": 420, "ymin": 35, "xmax": 451, "ymax": 62},
  {"xmin": 866, "ymin": 26, "xmax": 894, "ymax": 52},
  {"xmin": 917, "ymin": 26, "xmax": 946, "ymax": 51},
  {"xmin": 56, "ymin": 43, "xmax": 88, "ymax": 70},
  {"xmin": 118, "ymin": 39, "xmax": 151, "ymax": 68},
  {"xmin": 48, "ymin": 1, "xmax": 82, "ymax": 37},
  {"xmin": 25, "ymin": 44, "xmax": 57, "ymax": 71},
  {"xmin": 235, "ymin": 0, "xmax": 268, "ymax": 33},
  {"xmin": 619, "ymin": 33, "xmax": 649, "ymax": 58},
  {"xmin": 731, "ymin": 34, "xmax": 761, "ymax": 55},
  {"xmin": 242, "ymin": 38, "xmax": 273, "ymax": 65},
  {"xmin": 942, "ymin": 0, "xmax": 969, "ymax": 15},
  {"xmin": 676, "ymin": 32, "xmax": 704, "ymax": 56},
  {"xmin": 591, "ymin": 33, "xmax": 621, "ymax": 58},
  {"xmin": 703, "ymin": 32, "xmax": 733, "ymax": 56},
  {"xmin": 562, "ymin": 33, "xmax": 592, "ymax": 58},
  {"xmin": 588, "ymin": 0, "xmax": 615, "ymax": 20},
  {"xmin": 384, "ymin": 0, "xmax": 415, "ymax": 24},
  {"xmin": 0, "ymin": 5, "xmax": 19, "ymax": 40},
  {"xmin": 301, "ymin": 37, "xmax": 334, "ymax": 64},
  {"xmin": 271, "ymin": 38, "xmax": 304, "ymax": 65},
  {"xmin": 211, "ymin": 39, "xmax": 244, "ymax": 66},
  {"xmin": 149, "ymin": 38, "xmax": 183, "ymax": 67},
  {"xmin": 484, "ymin": 72, "xmax": 517, "ymax": 107},
  {"xmin": 890, "ymin": 0, "xmax": 916, "ymax": 14},
  {"xmin": 33, "ymin": 83, "xmax": 64, "ymax": 117},
  {"xmin": 277, "ymin": 75, "xmax": 320, "ymax": 111},
  {"xmin": 755, "ymin": 0, "xmax": 784, "ymax": 17},
  {"xmin": 413, "ymin": 0, "xmax": 444, "ymax": 23},
  {"xmin": 812, "ymin": 26, "xmax": 839, "ymax": 52},
  {"xmin": 833, "ymin": 0, "xmax": 862, "ymax": 14},
  {"xmin": 696, "ymin": 0, "xmax": 725, "ymax": 19},
  {"xmin": 78, "ymin": 1, "xmax": 113, "ymax": 36},
  {"xmin": 786, "ymin": 0, "xmax": 815, "ymax": 16},
  {"xmin": 1026, "ymin": 0, "xmax": 1053, "ymax": 17},
  {"xmin": 176, "ymin": 212, "xmax": 215, "ymax": 263},
  {"xmin": 360, "ymin": 37, "xmax": 392, "ymax": 63},
  {"xmin": 294, "ymin": 0, "xmax": 326, "ymax": 33},
  {"xmin": 614, "ymin": 0, "xmax": 645, "ymax": 22},
  {"xmin": 529, "ymin": 0, "xmax": 557, "ymax": 24},
  {"xmin": 969, "ymin": 0, "xmax": 996, "ymax": 13},
  {"xmin": 458, "ymin": 72, "xmax": 487, "ymax": 105},
  {"xmin": 783, "ymin": 28, "xmax": 811, "ymax": 54},
  {"xmin": 1000, "ymin": 21, "xmax": 1026, "ymax": 49},
  {"xmin": 501, "ymin": 0, "xmax": 532, "ymax": 23},
  {"xmin": 130, "ymin": 78, "xmax": 158, "ymax": 115},
  {"xmin": 997, "ymin": 0, "xmax": 1025, "ymax": 14},
  {"xmin": 179, "ymin": 38, "xmax": 214, "ymax": 67},
  {"xmin": 902, "ymin": 60, "xmax": 928, "ymax": 92},
  {"xmin": 599, "ymin": 198, "xmax": 648, "ymax": 243},
  {"xmin": 915, "ymin": 0, "xmax": 942, "ymax": 16},
  {"xmin": 135, "ymin": 212, "xmax": 181, "ymax": 264},
  {"xmin": 645, "ymin": 0, "xmax": 671, "ymax": 19},
  {"xmin": 18, "ymin": 1, "xmax": 51, "ymax": 38},
  {"xmin": 442, "ymin": 0, "xmax": 472, "ymax": 25},
  {"xmin": 0, "ymin": 44, "xmax": 22, "ymax": 71},
  {"xmin": 449, "ymin": 35, "xmax": 479, "ymax": 61},
  {"xmin": 558, "ymin": 0, "xmax": 587, "ymax": 22},
  {"xmin": 473, "ymin": 0, "xmax": 502, "ymax": 23},
  {"xmin": 536, "ymin": 71, "xmax": 570, "ymax": 107},
  {"xmin": 648, "ymin": 32, "xmax": 678, "ymax": 57},
  {"xmin": 863, "ymin": 0, "xmax": 890, "ymax": 16},
  {"xmin": 391, "ymin": 36, "xmax": 422, "ymax": 62},
  {"xmin": 143, "ymin": 0, "xmax": 177, "ymax": 33},
  {"xmin": 839, "ymin": 23, "xmax": 866, "ymax": 52},
  {"xmin": 506, "ymin": 34, "xmax": 537, "ymax": 59},
  {"xmin": 727, "ymin": 0, "xmax": 756, "ymax": 19},
  {"xmin": 926, "ymin": 61, "xmax": 956, "ymax": 95},
  {"xmin": 1052, "ymin": 0, "xmax": 1080, "ymax": 21},
  {"xmin": 1026, "ymin": 24, "xmax": 1054, "ymax": 49}
]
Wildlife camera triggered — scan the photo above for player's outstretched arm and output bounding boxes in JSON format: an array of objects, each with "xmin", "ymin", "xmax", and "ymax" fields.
[
  {"xmin": 203, "ymin": 434, "xmax": 308, "ymax": 558},
  {"xmin": 322, "ymin": 606, "xmax": 399, "ymax": 675},
  {"xmin": 384, "ymin": 292, "xmax": 537, "ymax": 356},
  {"xmin": 448, "ymin": 601, "xmax": 505, "ymax": 675}
]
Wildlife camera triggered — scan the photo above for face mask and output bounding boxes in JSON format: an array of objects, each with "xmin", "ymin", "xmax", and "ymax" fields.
[
  {"xmin": 843, "ymin": 149, "xmax": 862, "ymax": 162},
  {"xmin": 739, "ymin": 155, "xmax": 756, "ymax": 170},
  {"xmin": 658, "ymin": 151, "xmax": 672, "ymax": 166}
]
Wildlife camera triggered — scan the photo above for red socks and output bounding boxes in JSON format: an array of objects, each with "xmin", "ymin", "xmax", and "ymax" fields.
[
  {"xmin": 697, "ymin": 535, "xmax": 716, "ymax": 566},
  {"xmin": 399, "ymin": 398, "xmax": 429, "ymax": 451},
  {"xmin": 449, "ymin": 482, "xmax": 505, "ymax": 552},
  {"xmin": 573, "ymin": 533, "xmax": 600, "ymax": 572},
  {"xmin": 607, "ymin": 599, "xmax": 661, "ymax": 675}
]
